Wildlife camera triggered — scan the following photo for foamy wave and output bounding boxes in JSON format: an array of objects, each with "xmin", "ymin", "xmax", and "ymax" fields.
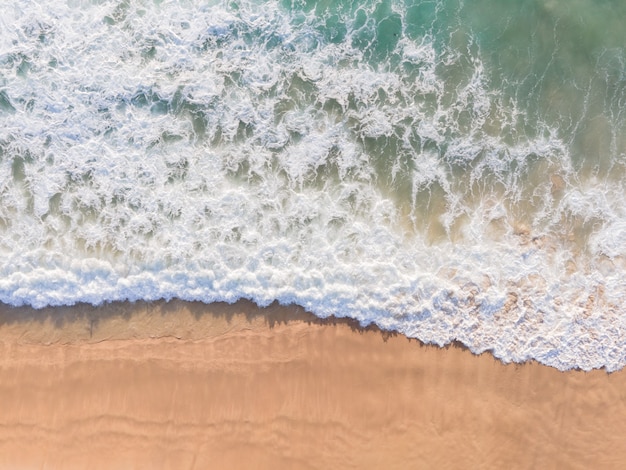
[{"xmin": 1, "ymin": 0, "xmax": 626, "ymax": 371}]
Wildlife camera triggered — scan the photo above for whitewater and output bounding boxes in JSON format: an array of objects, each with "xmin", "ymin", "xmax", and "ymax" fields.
[{"xmin": 1, "ymin": 0, "xmax": 625, "ymax": 370}]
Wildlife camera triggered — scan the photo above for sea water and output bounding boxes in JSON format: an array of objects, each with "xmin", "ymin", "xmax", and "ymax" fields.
[{"xmin": 1, "ymin": 0, "xmax": 625, "ymax": 370}]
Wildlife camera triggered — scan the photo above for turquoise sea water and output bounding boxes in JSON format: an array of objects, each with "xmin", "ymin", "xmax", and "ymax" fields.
[{"xmin": 1, "ymin": 0, "xmax": 625, "ymax": 370}]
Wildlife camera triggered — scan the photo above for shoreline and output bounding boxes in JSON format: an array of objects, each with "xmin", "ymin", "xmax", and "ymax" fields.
[{"xmin": 1, "ymin": 300, "xmax": 625, "ymax": 469}]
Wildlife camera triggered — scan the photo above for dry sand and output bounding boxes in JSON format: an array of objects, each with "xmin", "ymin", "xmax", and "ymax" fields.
[{"xmin": 0, "ymin": 299, "xmax": 625, "ymax": 469}]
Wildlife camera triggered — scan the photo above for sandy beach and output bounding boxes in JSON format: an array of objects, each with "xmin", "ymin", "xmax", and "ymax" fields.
[{"xmin": 0, "ymin": 299, "xmax": 625, "ymax": 469}]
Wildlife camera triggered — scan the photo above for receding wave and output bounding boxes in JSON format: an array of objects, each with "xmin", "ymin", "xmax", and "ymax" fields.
[{"xmin": 1, "ymin": 0, "xmax": 625, "ymax": 370}]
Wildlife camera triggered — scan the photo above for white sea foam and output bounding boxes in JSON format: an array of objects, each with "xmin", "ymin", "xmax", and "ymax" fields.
[{"xmin": 0, "ymin": 0, "xmax": 625, "ymax": 370}]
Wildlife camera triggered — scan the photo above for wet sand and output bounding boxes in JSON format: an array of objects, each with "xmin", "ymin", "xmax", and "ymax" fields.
[{"xmin": 0, "ymin": 299, "xmax": 625, "ymax": 469}]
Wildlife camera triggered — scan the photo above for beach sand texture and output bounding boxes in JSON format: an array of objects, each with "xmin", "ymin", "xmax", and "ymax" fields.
[{"xmin": 1, "ymin": 300, "xmax": 625, "ymax": 469}]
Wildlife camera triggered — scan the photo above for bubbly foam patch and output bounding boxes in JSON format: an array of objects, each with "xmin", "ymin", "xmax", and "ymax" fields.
[{"xmin": 0, "ymin": 0, "xmax": 625, "ymax": 370}]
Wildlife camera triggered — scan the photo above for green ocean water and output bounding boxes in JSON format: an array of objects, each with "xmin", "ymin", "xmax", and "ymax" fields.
[{"xmin": 233, "ymin": 0, "xmax": 626, "ymax": 244}]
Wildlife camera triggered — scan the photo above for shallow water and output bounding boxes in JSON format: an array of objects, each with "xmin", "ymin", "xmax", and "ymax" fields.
[{"xmin": 1, "ymin": 0, "xmax": 625, "ymax": 370}]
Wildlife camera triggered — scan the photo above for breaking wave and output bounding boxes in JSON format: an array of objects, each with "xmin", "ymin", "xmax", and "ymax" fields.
[{"xmin": 1, "ymin": 0, "xmax": 626, "ymax": 370}]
